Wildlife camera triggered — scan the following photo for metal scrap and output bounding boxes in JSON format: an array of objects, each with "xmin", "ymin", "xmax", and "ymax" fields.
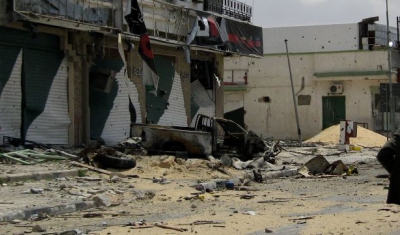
[
  {"xmin": 0, "ymin": 149, "xmax": 71, "ymax": 165},
  {"xmin": 298, "ymin": 155, "xmax": 356, "ymax": 177}
]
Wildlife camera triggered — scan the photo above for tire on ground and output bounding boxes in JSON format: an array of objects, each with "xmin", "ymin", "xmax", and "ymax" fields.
[{"xmin": 94, "ymin": 154, "xmax": 136, "ymax": 169}]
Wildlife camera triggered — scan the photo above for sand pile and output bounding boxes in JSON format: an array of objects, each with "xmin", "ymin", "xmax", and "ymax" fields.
[{"xmin": 304, "ymin": 124, "xmax": 387, "ymax": 147}]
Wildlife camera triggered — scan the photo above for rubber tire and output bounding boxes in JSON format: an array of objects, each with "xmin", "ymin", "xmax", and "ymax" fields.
[{"xmin": 94, "ymin": 154, "xmax": 136, "ymax": 169}]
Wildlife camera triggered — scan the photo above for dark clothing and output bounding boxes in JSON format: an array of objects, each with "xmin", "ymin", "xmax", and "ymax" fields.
[
  {"xmin": 377, "ymin": 137, "xmax": 396, "ymax": 174},
  {"xmin": 377, "ymin": 129, "xmax": 400, "ymax": 204}
]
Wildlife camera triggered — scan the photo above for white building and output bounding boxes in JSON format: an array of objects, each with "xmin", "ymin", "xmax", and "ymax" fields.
[{"xmin": 224, "ymin": 18, "xmax": 400, "ymax": 140}]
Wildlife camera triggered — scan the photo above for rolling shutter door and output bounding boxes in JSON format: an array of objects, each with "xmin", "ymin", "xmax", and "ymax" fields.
[
  {"xmin": 23, "ymin": 49, "xmax": 70, "ymax": 144},
  {"xmin": 0, "ymin": 46, "xmax": 22, "ymax": 143}
]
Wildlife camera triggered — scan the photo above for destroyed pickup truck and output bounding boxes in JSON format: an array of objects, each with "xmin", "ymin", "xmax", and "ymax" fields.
[{"xmin": 137, "ymin": 114, "xmax": 267, "ymax": 159}]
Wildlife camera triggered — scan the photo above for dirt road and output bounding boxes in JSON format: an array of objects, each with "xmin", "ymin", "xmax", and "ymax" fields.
[{"xmin": 1, "ymin": 146, "xmax": 399, "ymax": 235}]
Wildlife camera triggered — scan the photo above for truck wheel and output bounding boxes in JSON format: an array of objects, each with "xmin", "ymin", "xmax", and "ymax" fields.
[
  {"xmin": 94, "ymin": 154, "xmax": 136, "ymax": 169},
  {"xmin": 163, "ymin": 141, "xmax": 186, "ymax": 152}
]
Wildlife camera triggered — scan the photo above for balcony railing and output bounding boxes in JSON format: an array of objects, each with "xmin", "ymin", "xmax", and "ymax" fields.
[{"xmin": 204, "ymin": 0, "xmax": 252, "ymax": 22}]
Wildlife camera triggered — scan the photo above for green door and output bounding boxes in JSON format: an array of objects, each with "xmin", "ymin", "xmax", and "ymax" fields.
[{"xmin": 322, "ymin": 96, "xmax": 346, "ymax": 129}]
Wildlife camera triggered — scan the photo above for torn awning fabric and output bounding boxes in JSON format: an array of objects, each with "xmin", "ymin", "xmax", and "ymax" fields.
[
  {"xmin": 125, "ymin": 0, "xmax": 158, "ymax": 91},
  {"xmin": 220, "ymin": 18, "xmax": 263, "ymax": 56},
  {"xmin": 187, "ymin": 12, "xmax": 225, "ymax": 47},
  {"xmin": 186, "ymin": 11, "xmax": 263, "ymax": 57}
]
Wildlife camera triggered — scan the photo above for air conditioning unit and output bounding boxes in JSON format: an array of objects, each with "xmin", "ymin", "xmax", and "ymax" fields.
[{"xmin": 329, "ymin": 84, "xmax": 343, "ymax": 94}]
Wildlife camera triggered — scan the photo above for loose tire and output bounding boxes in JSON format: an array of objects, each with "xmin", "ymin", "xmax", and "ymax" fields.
[{"xmin": 94, "ymin": 154, "xmax": 136, "ymax": 169}]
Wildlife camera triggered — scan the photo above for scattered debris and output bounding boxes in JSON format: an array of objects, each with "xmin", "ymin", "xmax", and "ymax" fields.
[
  {"xmin": 76, "ymin": 177, "xmax": 103, "ymax": 182},
  {"xmin": 378, "ymin": 208, "xmax": 400, "ymax": 214},
  {"xmin": 70, "ymin": 162, "xmax": 119, "ymax": 176},
  {"xmin": 130, "ymin": 225, "xmax": 154, "ymax": 229},
  {"xmin": 78, "ymin": 143, "xmax": 136, "ymax": 169},
  {"xmin": 243, "ymin": 211, "xmax": 256, "ymax": 216},
  {"xmin": 82, "ymin": 213, "xmax": 103, "ymax": 218},
  {"xmin": 0, "ymin": 149, "xmax": 71, "ymax": 165},
  {"xmin": 58, "ymin": 229, "xmax": 84, "ymax": 235},
  {"xmin": 155, "ymin": 223, "xmax": 188, "ymax": 232},
  {"xmin": 288, "ymin": 215, "xmax": 315, "ymax": 221},
  {"xmin": 253, "ymin": 169, "xmax": 263, "ymax": 183},
  {"xmin": 191, "ymin": 220, "xmax": 224, "ymax": 226},
  {"xmin": 265, "ymin": 228, "xmax": 274, "ymax": 233},
  {"xmin": 0, "ymin": 201, "xmax": 14, "ymax": 204},
  {"xmin": 355, "ymin": 220, "xmax": 367, "ymax": 224},
  {"xmin": 258, "ymin": 199, "xmax": 289, "ymax": 203},
  {"xmin": 21, "ymin": 188, "xmax": 44, "ymax": 194},
  {"xmin": 240, "ymin": 194, "xmax": 255, "ymax": 199},
  {"xmin": 152, "ymin": 177, "xmax": 170, "ymax": 184},
  {"xmin": 93, "ymin": 194, "xmax": 113, "ymax": 207},
  {"xmin": 298, "ymin": 155, "xmax": 357, "ymax": 177},
  {"xmin": 32, "ymin": 224, "xmax": 47, "ymax": 232}
]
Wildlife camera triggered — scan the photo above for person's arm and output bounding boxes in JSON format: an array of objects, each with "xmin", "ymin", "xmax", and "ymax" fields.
[{"xmin": 377, "ymin": 137, "xmax": 398, "ymax": 174}]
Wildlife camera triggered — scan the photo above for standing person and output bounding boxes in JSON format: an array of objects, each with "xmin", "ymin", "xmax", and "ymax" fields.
[{"xmin": 377, "ymin": 128, "xmax": 400, "ymax": 204}]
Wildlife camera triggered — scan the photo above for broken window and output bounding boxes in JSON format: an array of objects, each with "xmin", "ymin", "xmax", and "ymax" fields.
[{"xmin": 191, "ymin": 60, "xmax": 214, "ymax": 89}]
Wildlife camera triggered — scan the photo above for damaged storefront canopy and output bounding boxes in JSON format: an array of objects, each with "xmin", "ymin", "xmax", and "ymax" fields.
[{"xmin": 186, "ymin": 11, "xmax": 264, "ymax": 57}]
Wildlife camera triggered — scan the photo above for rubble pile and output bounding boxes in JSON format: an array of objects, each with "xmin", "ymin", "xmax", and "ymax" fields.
[{"xmin": 304, "ymin": 124, "xmax": 387, "ymax": 147}]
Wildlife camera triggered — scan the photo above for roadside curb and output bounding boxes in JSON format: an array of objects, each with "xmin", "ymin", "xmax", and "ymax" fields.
[
  {"xmin": 0, "ymin": 201, "xmax": 95, "ymax": 222},
  {"xmin": 0, "ymin": 169, "xmax": 84, "ymax": 183}
]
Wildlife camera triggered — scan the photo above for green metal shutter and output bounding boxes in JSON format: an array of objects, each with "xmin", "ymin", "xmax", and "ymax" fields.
[
  {"xmin": 0, "ymin": 27, "xmax": 69, "ymax": 145},
  {"xmin": 146, "ymin": 55, "xmax": 175, "ymax": 124},
  {"xmin": 89, "ymin": 58, "xmax": 124, "ymax": 142},
  {"xmin": 23, "ymin": 48, "xmax": 70, "ymax": 144}
]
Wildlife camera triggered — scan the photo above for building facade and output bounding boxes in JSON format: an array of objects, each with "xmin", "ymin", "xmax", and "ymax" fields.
[
  {"xmin": 0, "ymin": 0, "xmax": 263, "ymax": 146},
  {"xmin": 224, "ymin": 19, "xmax": 400, "ymax": 140}
]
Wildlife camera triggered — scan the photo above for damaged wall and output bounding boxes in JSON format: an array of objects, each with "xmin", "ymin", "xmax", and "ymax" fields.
[
  {"xmin": 263, "ymin": 24, "xmax": 359, "ymax": 54},
  {"xmin": 224, "ymin": 50, "xmax": 393, "ymax": 140},
  {"xmin": 80, "ymin": 36, "xmax": 210, "ymax": 145}
]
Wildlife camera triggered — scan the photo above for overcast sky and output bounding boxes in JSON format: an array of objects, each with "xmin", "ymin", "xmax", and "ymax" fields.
[{"xmin": 247, "ymin": 0, "xmax": 400, "ymax": 28}]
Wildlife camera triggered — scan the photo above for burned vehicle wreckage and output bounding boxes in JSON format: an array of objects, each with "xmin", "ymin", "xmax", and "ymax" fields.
[{"xmin": 136, "ymin": 114, "xmax": 278, "ymax": 162}]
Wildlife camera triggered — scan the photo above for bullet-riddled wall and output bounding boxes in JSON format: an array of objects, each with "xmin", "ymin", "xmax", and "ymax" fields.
[{"xmin": 224, "ymin": 50, "xmax": 397, "ymax": 140}]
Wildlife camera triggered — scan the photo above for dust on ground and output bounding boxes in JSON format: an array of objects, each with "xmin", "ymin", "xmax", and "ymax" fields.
[
  {"xmin": 2, "ymin": 145, "xmax": 400, "ymax": 235},
  {"xmin": 304, "ymin": 124, "xmax": 387, "ymax": 148},
  {"xmin": 0, "ymin": 127, "xmax": 395, "ymax": 235}
]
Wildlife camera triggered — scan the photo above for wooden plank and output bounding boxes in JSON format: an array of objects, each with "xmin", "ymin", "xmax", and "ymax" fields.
[{"xmin": 70, "ymin": 161, "xmax": 112, "ymax": 175}]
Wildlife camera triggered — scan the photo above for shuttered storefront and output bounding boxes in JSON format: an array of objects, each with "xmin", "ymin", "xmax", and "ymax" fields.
[
  {"xmin": 0, "ymin": 27, "xmax": 70, "ymax": 145},
  {"xmin": 190, "ymin": 80, "xmax": 215, "ymax": 126},
  {"xmin": 23, "ymin": 49, "xmax": 69, "ymax": 144},
  {"xmin": 146, "ymin": 55, "xmax": 187, "ymax": 126},
  {"xmin": 0, "ymin": 46, "xmax": 22, "ymax": 142},
  {"xmin": 89, "ymin": 49, "xmax": 142, "ymax": 145}
]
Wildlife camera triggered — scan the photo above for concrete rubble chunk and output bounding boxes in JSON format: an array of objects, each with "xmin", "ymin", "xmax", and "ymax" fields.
[
  {"xmin": 87, "ymin": 189, "xmax": 106, "ymax": 194},
  {"xmin": 93, "ymin": 194, "xmax": 112, "ymax": 207},
  {"xmin": 32, "ymin": 224, "xmax": 47, "ymax": 232},
  {"xmin": 67, "ymin": 189, "xmax": 84, "ymax": 196},
  {"xmin": 158, "ymin": 156, "xmax": 176, "ymax": 169},
  {"xmin": 110, "ymin": 175, "xmax": 121, "ymax": 183},
  {"xmin": 10, "ymin": 219, "xmax": 21, "ymax": 224},
  {"xmin": 59, "ymin": 229, "xmax": 84, "ymax": 235},
  {"xmin": 131, "ymin": 190, "xmax": 156, "ymax": 200}
]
